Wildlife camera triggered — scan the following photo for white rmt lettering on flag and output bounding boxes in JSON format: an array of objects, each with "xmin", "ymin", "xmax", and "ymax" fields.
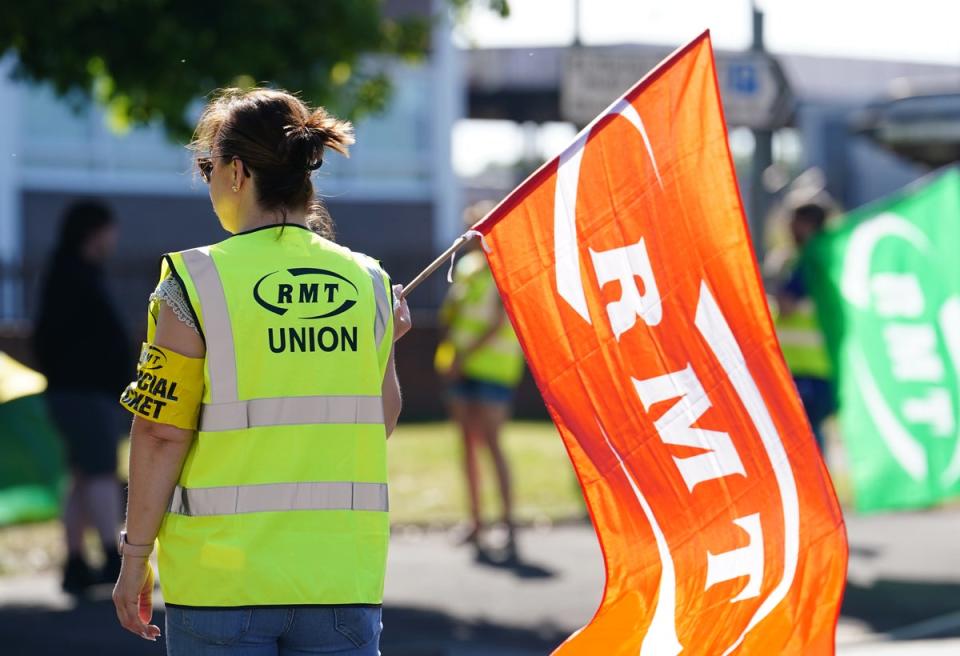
[{"xmin": 472, "ymin": 31, "xmax": 846, "ymax": 655}]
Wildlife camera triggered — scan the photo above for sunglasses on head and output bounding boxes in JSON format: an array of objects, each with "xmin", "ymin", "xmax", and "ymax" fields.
[{"xmin": 197, "ymin": 157, "xmax": 214, "ymax": 184}]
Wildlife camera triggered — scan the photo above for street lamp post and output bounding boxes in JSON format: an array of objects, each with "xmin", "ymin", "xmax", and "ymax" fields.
[{"xmin": 748, "ymin": 2, "xmax": 773, "ymax": 261}]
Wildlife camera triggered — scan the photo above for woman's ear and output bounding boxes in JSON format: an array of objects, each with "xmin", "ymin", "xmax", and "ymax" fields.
[{"xmin": 232, "ymin": 157, "xmax": 251, "ymax": 192}]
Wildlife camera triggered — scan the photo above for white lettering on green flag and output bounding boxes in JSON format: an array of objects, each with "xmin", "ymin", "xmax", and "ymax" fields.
[{"xmin": 806, "ymin": 168, "xmax": 960, "ymax": 512}]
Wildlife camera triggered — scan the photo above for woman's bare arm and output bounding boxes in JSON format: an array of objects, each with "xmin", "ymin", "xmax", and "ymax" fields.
[
  {"xmin": 382, "ymin": 349, "xmax": 401, "ymax": 438},
  {"xmin": 382, "ymin": 285, "xmax": 410, "ymax": 438},
  {"xmin": 122, "ymin": 303, "xmax": 204, "ymax": 545},
  {"xmin": 115, "ymin": 302, "xmax": 204, "ymax": 639}
]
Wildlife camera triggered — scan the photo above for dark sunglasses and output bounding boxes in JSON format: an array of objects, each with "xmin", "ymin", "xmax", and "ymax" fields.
[{"xmin": 197, "ymin": 157, "xmax": 215, "ymax": 184}]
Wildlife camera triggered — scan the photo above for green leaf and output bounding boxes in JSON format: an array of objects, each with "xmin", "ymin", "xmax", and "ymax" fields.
[{"xmin": 0, "ymin": 0, "xmax": 507, "ymax": 141}]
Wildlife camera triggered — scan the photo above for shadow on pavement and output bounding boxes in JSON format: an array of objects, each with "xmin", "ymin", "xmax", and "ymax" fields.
[
  {"xmin": 383, "ymin": 605, "xmax": 569, "ymax": 655},
  {"xmin": 473, "ymin": 546, "xmax": 556, "ymax": 580},
  {"xmin": 842, "ymin": 579, "xmax": 960, "ymax": 639},
  {"xmin": 847, "ymin": 545, "xmax": 881, "ymax": 559},
  {"xmin": 0, "ymin": 594, "xmax": 167, "ymax": 656},
  {"xmin": 0, "ymin": 593, "xmax": 569, "ymax": 656},
  {"xmin": 13, "ymin": 578, "xmax": 960, "ymax": 653}
]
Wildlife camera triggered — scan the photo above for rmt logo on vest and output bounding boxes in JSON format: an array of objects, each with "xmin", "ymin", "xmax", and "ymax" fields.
[{"xmin": 253, "ymin": 267, "xmax": 359, "ymax": 354}]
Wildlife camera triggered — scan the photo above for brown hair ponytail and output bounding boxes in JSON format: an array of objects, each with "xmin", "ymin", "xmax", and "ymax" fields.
[{"xmin": 190, "ymin": 88, "xmax": 355, "ymax": 238}]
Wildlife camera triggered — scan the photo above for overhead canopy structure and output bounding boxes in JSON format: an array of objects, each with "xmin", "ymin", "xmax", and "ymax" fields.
[
  {"xmin": 560, "ymin": 47, "xmax": 793, "ymax": 130},
  {"xmin": 855, "ymin": 79, "xmax": 960, "ymax": 168}
]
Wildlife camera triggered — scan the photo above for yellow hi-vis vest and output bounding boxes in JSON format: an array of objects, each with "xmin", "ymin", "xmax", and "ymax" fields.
[
  {"xmin": 775, "ymin": 298, "xmax": 832, "ymax": 379},
  {"xmin": 152, "ymin": 224, "xmax": 393, "ymax": 607},
  {"xmin": 435, "ymin": 251, "xmax": 524, "ymax": 388}
]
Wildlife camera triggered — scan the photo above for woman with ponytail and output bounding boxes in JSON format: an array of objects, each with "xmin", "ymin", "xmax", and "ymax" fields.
[{"xmin": 112, "ymin": 88, "xmax": 410, "ymax": 655}]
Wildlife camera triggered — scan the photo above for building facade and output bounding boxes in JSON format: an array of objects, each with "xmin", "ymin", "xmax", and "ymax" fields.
[{"xmin": 0, "ymin": 5, "xmax": 463, "ymax": 333}]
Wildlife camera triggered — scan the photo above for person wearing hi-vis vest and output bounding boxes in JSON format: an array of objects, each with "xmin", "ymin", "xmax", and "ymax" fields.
[
  {"xmin": 775, "ymin": 202, "xmax": 836, "ymax": 451},
  {"xmin": 435, "ymin": 202, "xmax": 525, "ymax": 561},
  {"xmin": 111, "ymin": 88, "xmax": 411, "ymax": 655}
]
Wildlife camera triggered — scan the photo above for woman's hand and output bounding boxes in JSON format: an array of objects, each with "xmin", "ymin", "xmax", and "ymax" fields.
[
  {"xmin": 393, "ymin": 284, "xmax": 412, "ymax": 341},
  {"xmin": 113, "ymin": 556, "xmax": 161, "ymax": 641},
  {"xmin": 444, "ymin": 355, "xmax": 464, "ymax": 383}
]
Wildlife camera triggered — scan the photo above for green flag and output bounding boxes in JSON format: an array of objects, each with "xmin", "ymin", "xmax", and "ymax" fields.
[{"xmin": 806, "ymin": 167, "xmax": 960, "ymax": 512}]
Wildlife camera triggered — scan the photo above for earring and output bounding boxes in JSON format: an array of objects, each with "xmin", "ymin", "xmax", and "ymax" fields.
[{"xmin": 232, "ymin": 184, "xmax": 239, "ymax": 192}]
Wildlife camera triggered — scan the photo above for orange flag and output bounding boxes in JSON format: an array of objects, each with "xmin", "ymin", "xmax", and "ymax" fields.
[{"xmin": 473, "ymin": 32, "xmax": 847, "ymax": 655}]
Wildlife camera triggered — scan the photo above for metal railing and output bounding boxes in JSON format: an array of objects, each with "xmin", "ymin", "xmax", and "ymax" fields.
[{"xmin": 0, "ymin": 259, "xmax": 160, "ymax": 335}]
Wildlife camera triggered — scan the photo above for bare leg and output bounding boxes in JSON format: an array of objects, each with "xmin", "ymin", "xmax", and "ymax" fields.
[
  {"xmin": 61, "ymin": 471, "xmax": 96, "ymax": 592},
  {"xmin": 450, "ymin": 399, "xmax": 483, "ymax": 539},
  {"xmin": 85, "ymin": 475, "xmax": 121, "ymax": 548},
  {"xmin": 478, "ymin": 402, "xmax": 514, "ymax": 539},
  {"xmin": 64, "ymin": 472, "xmax": 88, "ymax": 555}
]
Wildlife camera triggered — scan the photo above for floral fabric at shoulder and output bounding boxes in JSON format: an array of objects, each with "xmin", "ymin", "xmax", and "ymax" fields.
[{"xmin": 150, "ymin": 275, "xmax": 198, "ymax": 334}]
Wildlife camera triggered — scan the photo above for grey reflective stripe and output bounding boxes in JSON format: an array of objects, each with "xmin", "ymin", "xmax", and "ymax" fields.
[
  {"xmin": 360, "ymin": 260, "xmax": 390, "ymax": 348},
  {"xmin": 199, "ymin": 395, "xmax": 385, "ymax": 432},
  {"xmin": 181, "ymin": 248, "xmax": 238, "ymax": 403},
  {"xmin": 776, "ymin": 328, "xmax": 825, "ymax": 348},
  {"xmin": 169, "ymin": 481, "xmax": 388, "ymax": 516}
]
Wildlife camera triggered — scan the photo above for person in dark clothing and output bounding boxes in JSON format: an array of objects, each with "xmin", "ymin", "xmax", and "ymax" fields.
[
  {"xmin": 775, "ymin": 203, "xmax": 836, "ymax": 451},
  {"xmin": 33, "ymin": 200, "xmax": 132, "ymax": 594}
]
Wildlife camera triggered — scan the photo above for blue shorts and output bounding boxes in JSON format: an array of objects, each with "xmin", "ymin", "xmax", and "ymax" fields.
[
  {"xmin": 448, "ymin": 376, "xmax": 515, "ymax": 405},
  {"xmin": 165, "ymin": 605, "xmax": 381, "ymax": 656},
  {"xmin": 793, "ymin": 376, "xmax": 836, "ymax": 451},
  {"xmin": 45, "ymin": 391, "xmax": 122, "ymax": 476}
]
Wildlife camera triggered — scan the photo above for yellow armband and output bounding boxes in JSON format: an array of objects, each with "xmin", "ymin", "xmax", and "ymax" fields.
[{"xmin": 119, "ymin": 343, "xmax": 204, "ymax": 430}]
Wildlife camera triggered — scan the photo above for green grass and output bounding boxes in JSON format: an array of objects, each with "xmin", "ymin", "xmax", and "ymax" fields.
[
  {"xmin": 0, "ymin": 520, "xmax": 61, "ymax": 577},
  {"xmin": 0, "ymin": 421, "xmax": 585, "ymax": 576},
  {"xmin": 121, "ymin": 419, "xmax": 585, "ymax": 525},
  {"xmin": 388, "ymin": 420, "xmax": 585, "ymax": 525}
]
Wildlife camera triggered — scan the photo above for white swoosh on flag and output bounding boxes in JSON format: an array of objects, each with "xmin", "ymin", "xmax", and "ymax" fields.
[
  {"xmin": 555, "ymin": 134, "xmax": 591, "ymax": 322},
  {"xmin": 840, "ymin": 213, "xmax": 929, "ymax": 309},
  {"xmin": 596, "ymin": 422, "xmax": 683, "ymax": 656},
  {"xmin": 694, "ymin": 282, "xmax": 800, "ymax": 656},
  {"xmin": 937, "ymin": 296, "xmax": 960, "ymax": 487},
  {"xmin": 850, "ymin": 345, "xmax": 927, "ymax": 481},
  {"xmin": 553, "ymin": 97, "xmax": 674, "ymax": 652},
  {"xmin": 554, "ymin": 98, "xmax": 662, "ymax": 323}
]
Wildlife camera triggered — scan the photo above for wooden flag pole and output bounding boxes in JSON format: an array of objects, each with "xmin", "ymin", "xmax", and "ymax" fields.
[{"xmin": 399, "ymin": 232, "xmax": 477, "ymax": 300}]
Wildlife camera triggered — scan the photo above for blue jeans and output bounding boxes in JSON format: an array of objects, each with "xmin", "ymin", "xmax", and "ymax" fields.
[
  {"xmin": 165, "ymin": 606, "xmax": 382, "ymax": 655},
  {"xmin": 794, "ymin": 376, "xmax": 836, "ymax": 452}
]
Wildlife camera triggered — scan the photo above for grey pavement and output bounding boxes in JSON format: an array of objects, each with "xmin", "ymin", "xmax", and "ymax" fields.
[{"xmin": 1, "ymin": 510, "xmax": 960, "ymax": 655}]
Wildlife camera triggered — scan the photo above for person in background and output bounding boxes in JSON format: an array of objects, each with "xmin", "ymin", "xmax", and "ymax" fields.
[
  {"xmin": 33, "ymin": 199, "xmax": 132, "ymax": 594},
  {"xmin": 111, "ymin": 88, "xmax": 410, "ymax": 654},
  {"xmin": 775, "ymin": 202, "xmax": 835, "ymax": 451},
  {"xmin": 435, "ymin": 202, "xmax": 525, "ymax": 560}
]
